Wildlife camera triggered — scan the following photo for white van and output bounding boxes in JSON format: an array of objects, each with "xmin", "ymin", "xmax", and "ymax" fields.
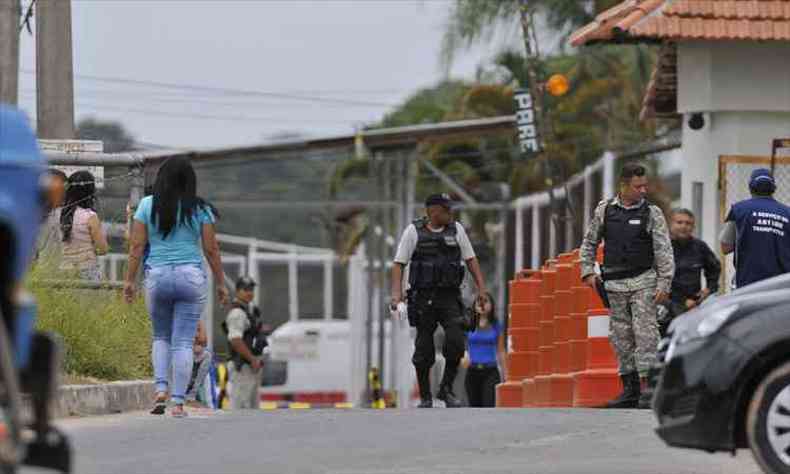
[
  {"xmin": 261, "ymin": 320, "xmax": 353, "ymax": 405},
  {"xmin": 260, "ymin": 319, "xmax": 465, "ymax": 407}
]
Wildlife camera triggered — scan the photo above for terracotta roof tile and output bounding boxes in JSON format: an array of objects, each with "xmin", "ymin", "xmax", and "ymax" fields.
[{"xmin": 570, "ymin": 0, "xmax": 790, "ymax": 46}]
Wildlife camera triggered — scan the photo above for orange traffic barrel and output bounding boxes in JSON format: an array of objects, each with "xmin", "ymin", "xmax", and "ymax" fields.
[
  {"xmin": 571, "ymin": 285, "xmax": 591, "ymax": 315},
  {"xmin": 549, "ymin": 373, "xmax": 574, "ymax": 407},
  {"xmin": 509, "ymin": 327, "xmax": 539, "ymax": 352},
  {"xmin": 495, "ymin": 381, "xmax": 524, "ymax": 408},
  {"xmin": 533, "ymin": 374, "xmax": 552, "ymax": 407},
  {"xmin": 521, "ymin": 378, "xmax": 536, "ymax": 407},
  {"xmin": 572, "ymin": 307, "xmax": 621, "ymax": 407},
  {"xmin": 510, "ymin": 303, "xmax": 541, "ymax": 329},
  {"xmin": 540, "ymin": 269, "xmax": 557, "ymax": 295},
  {"xmin": 555, "ymin": 263, "xmax": 574, "ymax": 292},
  {"xmin": 510, "ymin": 275, "xmax": 542, "ymax": 305},
  {"xmin": 507, "ymin": 351, "xmax": 540, "ymax": 380}
]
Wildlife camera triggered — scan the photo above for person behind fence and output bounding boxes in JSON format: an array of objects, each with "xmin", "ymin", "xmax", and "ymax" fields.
[
  {"xmin": 59, "ymin": 171, "xmax": 108, "ymax": 281},
  {"xmin": 223, "ymin": 276, "xmax": 267, "ymax": 410},
  {"xmin": 390, "ymin": 193, "xmax": 487, "ymax": 408},
  {"xmin": 462, "ymin": 292, "xmax": 505, "ymax": 408},
  {"xmin": 661, "ymin": 208, "xmax": 721, "ymax": 337},
  {"xmin": 580, "ymin": 162, "xmax": 674, "ymax": 409},
  {"xmin": 185, "ymin": 320, "xmax": 212, "ymax": 407},
  {"xmin": 719, "ymin": 168, "xmax": 790, "ymax": 289},
  {"xmin": 36, "ymin": 168, "xmax": 67, "ymax": 265},
  {"xmin": 123, "ymin": 156, "xmax": 229, "ymax": 418}
]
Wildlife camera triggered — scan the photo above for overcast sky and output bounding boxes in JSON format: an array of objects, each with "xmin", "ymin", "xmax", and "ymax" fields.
[{"xmin": 17, "ymin": 0, "xmax": 528, "ymax": 149}]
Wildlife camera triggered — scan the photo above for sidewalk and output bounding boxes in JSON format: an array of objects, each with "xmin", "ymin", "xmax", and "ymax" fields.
[{"xmin": 43, "ymin": 380, "xmax": 155, "ymax": 418}]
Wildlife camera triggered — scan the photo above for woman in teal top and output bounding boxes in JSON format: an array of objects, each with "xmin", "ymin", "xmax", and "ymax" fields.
[
  {"xmin": 124, "ymin": 157, "xmax": 228, "ymax": 418},
  {"xmin": 464, "ymin": 293, "xmax": 506, "ymax": 407}
]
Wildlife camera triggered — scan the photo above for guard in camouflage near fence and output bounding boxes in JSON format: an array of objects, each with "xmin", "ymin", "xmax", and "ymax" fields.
[{"xmin": 580, "ymin": 163, "xmax": 675, "ymax": 409}]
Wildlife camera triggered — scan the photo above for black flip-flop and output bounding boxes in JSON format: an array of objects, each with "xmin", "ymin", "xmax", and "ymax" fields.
[{"xmin": 150, "ymin": 397, "xmax": 167, "ymax": 415}]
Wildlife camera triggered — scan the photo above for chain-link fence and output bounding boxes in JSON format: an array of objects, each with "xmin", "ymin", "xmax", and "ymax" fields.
[{"xmin": 719, "ymin": 155, "xmax": 790, "ymax": 290}]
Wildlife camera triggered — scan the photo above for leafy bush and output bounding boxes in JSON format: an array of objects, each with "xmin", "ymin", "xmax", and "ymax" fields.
[{"xmin": 27, "ymin": 266, "xmax": 152, "ymax": 381}]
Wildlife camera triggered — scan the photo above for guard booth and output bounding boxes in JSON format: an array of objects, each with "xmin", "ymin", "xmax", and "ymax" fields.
[{"xmin": 570, "ymin": 0, "xmax": 790, "ymax": 294}]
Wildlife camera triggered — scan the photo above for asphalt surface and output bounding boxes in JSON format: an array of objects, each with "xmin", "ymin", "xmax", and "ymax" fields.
[{"xmin": 27, "ymin": 408, "xmax": 763, "ymax": 474}]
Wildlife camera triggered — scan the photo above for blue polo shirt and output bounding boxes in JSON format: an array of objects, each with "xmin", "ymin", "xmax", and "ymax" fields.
[
  {"xmin": 467, "ymin": 321, "xmax": 501, "ymax": 366},
  {"xmin": 726, "ymin": 196, "xmax": 790, "ymax": 288}
]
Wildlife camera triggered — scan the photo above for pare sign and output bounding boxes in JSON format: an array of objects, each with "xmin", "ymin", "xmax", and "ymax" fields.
[{"xmin": 513, "ymin": 88, "xmax": 541, "ymax": 157}]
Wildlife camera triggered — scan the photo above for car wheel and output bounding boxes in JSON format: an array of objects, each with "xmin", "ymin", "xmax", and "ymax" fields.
[{"xmin": 748, "ymin": 361, "xmax": 790, "ymax": 474}]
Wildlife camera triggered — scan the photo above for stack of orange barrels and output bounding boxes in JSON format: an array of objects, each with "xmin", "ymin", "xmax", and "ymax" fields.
[{"xmin": 496, "ymin": 246, "xmax": 623, "ymax": 408}]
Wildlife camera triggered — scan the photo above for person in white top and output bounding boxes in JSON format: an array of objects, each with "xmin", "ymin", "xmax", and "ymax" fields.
[
  {"xmin": 59, "ymin": 171, "xmax": 108, "ymax": 281},
  {"xmin": 390, "ymin": 193, "xmax": 487, "ymax": 408}
]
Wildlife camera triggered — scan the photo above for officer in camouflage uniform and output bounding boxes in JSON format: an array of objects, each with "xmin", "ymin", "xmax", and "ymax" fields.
[{"xmin": 580, "ymin": 163, "xmax": 674, "ymax": 409}]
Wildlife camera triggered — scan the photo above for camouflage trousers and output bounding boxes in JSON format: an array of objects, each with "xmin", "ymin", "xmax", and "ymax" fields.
[{"xmin": 607, "ymin": 287, "xmax": 660, "ymax": 377}]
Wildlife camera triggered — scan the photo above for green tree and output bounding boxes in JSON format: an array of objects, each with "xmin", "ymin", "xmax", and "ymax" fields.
[
  {"xmin": 441, "ymin": 0, "xmax": 623, "ymax": 66},
  {"xmin": 76, "ymin": 117, "xmax": 136, "ymax": 153}
]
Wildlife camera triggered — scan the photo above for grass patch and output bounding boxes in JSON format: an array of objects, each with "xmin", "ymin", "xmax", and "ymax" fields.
[{"xmin": 27, "ymin": 264, "xmax": 152, "ymax": 381}]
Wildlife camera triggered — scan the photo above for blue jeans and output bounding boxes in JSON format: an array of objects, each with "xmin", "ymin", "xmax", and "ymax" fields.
[{"xmin": 144, "ymin": 264, "xmax": 207, "ymax": 404}]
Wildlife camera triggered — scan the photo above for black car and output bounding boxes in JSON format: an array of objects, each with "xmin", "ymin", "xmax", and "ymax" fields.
[{"xmin": 653, "ymin": 273, "xmax": 790, "ymax": 474}]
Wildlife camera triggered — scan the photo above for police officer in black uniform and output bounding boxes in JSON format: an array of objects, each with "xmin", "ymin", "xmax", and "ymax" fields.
[
  {"xmin": 222, "ymin": 276, "xmax": 268, "ymax": 409},
  {"xmin": 391, "ymin": 194, "xmax": 487, "ymax": 408},
  {"xmin": 720, "ymin": 168, "xmax": 790, "ymax": 289},
  {"xmin": 662, "ymin": 208, "xmax": 720, "ymax": 336}
]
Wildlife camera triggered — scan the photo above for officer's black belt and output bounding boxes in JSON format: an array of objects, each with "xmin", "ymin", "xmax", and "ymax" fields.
[{"xmin": 601, "ymin": 266, "xmax": 652, "ymax": 281}]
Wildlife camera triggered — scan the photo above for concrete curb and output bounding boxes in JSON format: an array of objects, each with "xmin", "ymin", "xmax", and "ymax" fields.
[{"xmin": 51, "ymin": 380, "xmax": 155, "ymax": 418}]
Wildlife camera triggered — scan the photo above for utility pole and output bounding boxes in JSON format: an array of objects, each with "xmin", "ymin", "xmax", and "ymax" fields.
[
  {"xmin": 0, "ymin": 0, "xmax": 20, "ymax": 105},
  {"xmin": 518, "ymin": 0, "xmax": 562, "ymax": 260},
  {"xmin": 36, "ymin": 0, "xmax": 75, "ymax": 138}
]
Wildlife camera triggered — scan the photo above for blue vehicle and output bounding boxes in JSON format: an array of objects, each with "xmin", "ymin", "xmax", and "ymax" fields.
[{"xmin": 0, "ymin": 105, "xmax": 71, "ymax": 474}]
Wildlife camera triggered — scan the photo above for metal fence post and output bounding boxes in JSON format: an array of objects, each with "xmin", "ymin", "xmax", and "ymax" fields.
[
  {"xmin": 515, "ymin": 200, "xmax": 524, "ymax": 271},
  {"xmin": 531, "ymin": 204, "xmax": 541, "ymax": 268},
  {"xmin": 323, "ymin": 257, "xmax": 333, "ymax": 320}
]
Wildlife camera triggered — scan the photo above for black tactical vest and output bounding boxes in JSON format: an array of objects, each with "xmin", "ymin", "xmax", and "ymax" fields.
[
  {"xmin": 408, "ymin": 218, "xmax": 465, "ymax": 290},
  {"xmin": 222, "ymin": 301, "xmax": 267, "ymax": 368},
  {"xmin": 602, "ymin": 199, "xmax": 655, "ymax": 280}
]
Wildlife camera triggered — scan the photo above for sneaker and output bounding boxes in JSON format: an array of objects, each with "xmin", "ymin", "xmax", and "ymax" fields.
[{"xmin": 417, "ymin": 399, "xmax": 433, "ymax": 408}]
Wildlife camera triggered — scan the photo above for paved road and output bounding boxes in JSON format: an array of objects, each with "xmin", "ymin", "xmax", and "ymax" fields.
[{"xmin": 27, "ymin": 409, "xmax": 762, "ymax": 474}]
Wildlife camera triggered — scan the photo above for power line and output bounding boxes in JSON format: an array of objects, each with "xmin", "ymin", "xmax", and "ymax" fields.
[
  {"xmin": 20, "ymin": 69, "xmax": 399, "ymax": 108},
  {"xmin": 18, "ymin": 92, "xmax": 369, "ymax": 124},
  {"xmin": 20, "ymin": 87, "xmax": 386, "ymax": 112}
]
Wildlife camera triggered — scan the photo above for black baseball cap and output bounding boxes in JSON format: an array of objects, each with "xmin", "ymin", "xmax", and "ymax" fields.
[
  {"xmin": 236, "ymin": 276, "xmax": 257, "ymax": 291},
  {"xmin": 425, "ymin": 193, "xmax": 453, "ymax": 209}
]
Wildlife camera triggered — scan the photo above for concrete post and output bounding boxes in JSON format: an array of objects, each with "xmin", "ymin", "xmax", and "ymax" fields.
[
  {"xmin": 0, "ymin": 0, "xmax": 20, "ymax": 105},
  {"xmin": 36, "ymin": 0, "xmax": 75, "ymax": 138}
]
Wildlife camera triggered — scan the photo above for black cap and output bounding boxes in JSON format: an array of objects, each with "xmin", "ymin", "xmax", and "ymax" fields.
[
  {"xmin": 425, "ymin": 193, "xmax": 453, "ymax": 209},
  {"xmin": 236, "ymin": 276, "xmax": 257, "ymax": 291}
]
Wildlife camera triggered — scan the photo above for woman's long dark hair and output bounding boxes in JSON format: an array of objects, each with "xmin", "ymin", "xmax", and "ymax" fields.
[
  {"xmin": 480, "ymin": 291, "xmax": 497, "ymax": 326},
  {"xmin": 60, "ymin": 171, "xmax": 97, "ymax": 242},
  {"xmin": 152, "ymin": 157, "xmax": 218, "ymax": 239}
]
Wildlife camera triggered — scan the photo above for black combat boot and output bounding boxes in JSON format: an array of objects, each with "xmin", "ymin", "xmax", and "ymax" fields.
[
  {"xmin": 604, "ymin": 372, "xmax": 640, "ymax": 409},
  {"xmin": 416, "ymin": 367, "xmax": 433, "ymax": 408},
  {"xmin": 638, "ymin": 376, "xmax": 653, "ymax": 409},
  {"xmin": 436, "ymin": 362, "xmax": 462, "ymax": 408}
]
